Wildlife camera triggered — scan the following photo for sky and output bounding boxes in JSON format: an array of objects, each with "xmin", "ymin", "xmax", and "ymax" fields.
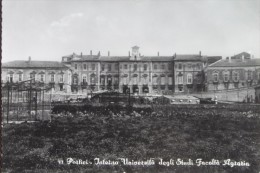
[{"xmin": 2, "ymin": 0, "xmax": 260, "ymax": 62}]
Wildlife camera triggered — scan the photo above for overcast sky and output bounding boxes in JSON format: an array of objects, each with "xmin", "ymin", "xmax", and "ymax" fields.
[{"xmin": 2, "ymin": 0, "xmax": 260, "ymax": 62}]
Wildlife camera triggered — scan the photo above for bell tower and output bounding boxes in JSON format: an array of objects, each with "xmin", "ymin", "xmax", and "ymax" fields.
[{"xmin": 131, "ymin": 46, "xmax": 140, "ymax": 60}]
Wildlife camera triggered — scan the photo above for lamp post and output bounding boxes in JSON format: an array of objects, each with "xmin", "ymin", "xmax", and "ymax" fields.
[{"xmin": 127, "ymin": 87, "xmax": 131, "ymax": 107}]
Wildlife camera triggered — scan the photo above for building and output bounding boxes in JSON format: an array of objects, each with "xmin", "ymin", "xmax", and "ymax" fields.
[
  {"xmin": 61, "ymin": 46, "xmax": 208, "ymax": 95},
  {"xmin": 62, "ymin": 46, "xmax": 175, "ymax": 94},
  {"xmin": 2, "ymin": 57, "xmax": 71, "ymax": 92},
  {"xmin": 206, "ymin": 54, "xmax": 260, "ymax": 91},
  {"xmin": 174, "ymin": 53, "xmax": 206, "ymax": 93},
  {"xmin": 2, "ymin": 46, "xmax": 219, "ymax": 95}
]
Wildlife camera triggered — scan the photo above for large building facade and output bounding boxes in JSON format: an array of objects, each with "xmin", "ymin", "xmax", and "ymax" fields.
[
  {"xmin": 1, "ymin": 58, "xmax": 71, "ymax": 92},
  {"xmin": 206, "ymin": 53, "xmax": 260, "ymax": 91},
  {"xmin": 60, "ymin": 46, "xmax": 206, "ymax": 94},
  {"xmin": 5, "ymin": 46, "xmax": 260, "ymax": 96}
]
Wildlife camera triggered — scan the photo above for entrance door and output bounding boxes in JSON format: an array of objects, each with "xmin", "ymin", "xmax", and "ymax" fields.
[
  {"xmin": 142, "ymin": 85, "xmax": 149, "ymax": 93},
  {"xmin": 133, "ymin": 85, "xmax": 139, "ymax": 94},
  {"xmin": 123, "ymin": 85, "xmax": 128, "ymax": 94}
]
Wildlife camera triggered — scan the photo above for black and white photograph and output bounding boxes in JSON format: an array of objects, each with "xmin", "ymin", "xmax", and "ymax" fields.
[{"xmin": 1, "ymin": 0, "xmax": 260, "ymax": 172}]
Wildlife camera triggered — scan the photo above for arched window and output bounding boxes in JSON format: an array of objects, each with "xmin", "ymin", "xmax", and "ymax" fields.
[
  {"xmin": 90, "ymin": 74, "xmax": 96, "ymax": 84},
  {"xmin": 177, "ymin": 72, "xmax": 183, "ymax": 84},
  {"xmin": 82, "ymin": 75, "xmax": 87, "ymax": 84},
  {"xmin": 233, "ymin": 72, "xmax": 239, "ymax": 82},
  {"xmin": 213, "ymin": 73, "xmax": 219, "ymax": 82},
  {"xmin": 17, "ymin": 71, "xmax": 23, "ymax": 82},
  {"xmin": 224, "ymin": 73, "xmax": 229, "ymax": 82}
]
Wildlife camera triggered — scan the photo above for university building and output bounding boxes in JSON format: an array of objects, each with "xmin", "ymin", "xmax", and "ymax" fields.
[
  {"xmin": 2, "ymin": 46, "xmax": 236, "ymax": 95},
  {"xmin": 1, "ymin": 58, "xmax": 71, "ymax": 92},
  {"xmin": 206, "ymin": 52, "xmax": 260, "ymax": 91},
  {"xmin": 61, "ymin": 46, "xmax": 206, "ymax": 94}
]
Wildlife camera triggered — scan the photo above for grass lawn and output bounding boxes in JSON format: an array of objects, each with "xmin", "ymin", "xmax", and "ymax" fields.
[{"xmin": 2, "ymin": 105, "xmax": 260, "ymax": 173}]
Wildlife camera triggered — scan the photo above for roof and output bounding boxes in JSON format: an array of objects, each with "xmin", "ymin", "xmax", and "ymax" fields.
[
  {"xmin": 66, "ymin": 53, "xmax": 174, "ymax": 62},
  {"xmin": 64, "ymin": 53, "xmax": 206, "ymax": 62},
  {"xmin": 206, "ymin": 56, "xmax": 222, "ymax": 65},
  {"xmin": 231, "ymin": 52, "xmax": 251, "ymax": 59},
  {"xmin": 174, "ymin": 54, "xmax": 204, "ymax": 61},
  {"xmin": 2, "ymin": 60, "xmax": 68, "ymax": 68},
  {"xmin": 209, "ymin": 58, "xmax": 260, "ymax": 67}
]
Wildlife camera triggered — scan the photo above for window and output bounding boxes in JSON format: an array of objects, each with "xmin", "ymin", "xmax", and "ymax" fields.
[
  {"xmin": 91, "ymin": 75, "xmax": 95, "ymax": 84},
  {"xmin": 168, "ymin": 76, "xmax": 173, "ymax": 85},
  {"xmin": 82, "ymin": 75, "xmax": 87, "ymax": 84},
  {"xmin": 51, "ymin": 74, "xmax": 55, "ymax": 82},
  {"xmin": 73, "ymin": 76, "xmax": 78, "ymax": 84},
  {"xmin": 197, "ymin": 64, "xmax": 201, "ymax": 70},
  {"xmin": 134, "ymin": 64, "xmax": 138, "ymax": 71},
  {"xmin": 115, "ymin": 63, "xmax": 119, "ymax": 70},
  {"xmin": 18, "ymin": 74, "xmax": 23, "ymax": 81},
  {"xmin": 133, "ymin": 74, "xmax": 138, "ymax": 84},
  {"xmin": 9, "ymin": 74, "xmax": 14, "ymax": 82},
  {"xmin": 188, "ymin": 64, "xmax": 192, "ymax": 69},
  {"xmin": 144, "ymin": 64, "xmax": 148, "ymax": 71},
  {"xmin": 107, "ymin": 77, "xmax": 112, "ymax": 85},
  {"xmin": 161, "ymin": 64, "xmax": 165, "ymax": 70},
  {"xmin": 187, "ymin": 74, "xmax": 192, "ymax": 84},
  {"xmin": 108, "ymin": 64, "xmax": 112, "ymax": 71},
  {"xmin": 224, "ymin": 73, "xmax": 229, "ymax": 82},
  {"xmin": 100, "ymin": 76, "xmax": 105, "ymax": 85},
  {"xmin": 91, "ymin": 64, "xmax": 95, "ymax": 70},
  {"xmin": 153, "ymin": 76, "xmax": 158, "ymax": 85},
  {"xmin": 178, "ymin": 76, "xmax": 183, "ymax": 84},
  {"xmin": 60, "ymin": 75, "xmax": 64, "ymax": 82},
  {"xmin": 154, "ymin": 64, "xmax": 157, "ymax": 70},
  {"xmin": 83, "ymin": 64, "xmax": 87, "ymax": 70},
  {"xmin": 161, "ymin": 76, "xmax": 165, "ymax": 85},
  {"xmin": 124, "ymin": 64, "xmax": 128, "ymax": 69},
  {"xmin": 123, "ymin": 76, "xmax": 127, "ymax": 85},
  {"xmin": 168, "ymin": 63, "xmax": 172, "ymax": 70},
  {"xmin": 101, "ymin": 64, "xmax": 105, "ymax": 71},
  {"xmin": 233, "ymin": 73, "xmax": 239, "ymax": 82},
  {"xmin": 75, "ymin": 64, "xmax": 78, "ymax": 70},
  {"xmin": 143, "ymin": 76, "xmax": 148, "ymax": 84},
  {"xmin": 30, "ymin": 73, "xmax": 35, "ymax": 80},
  {"xmin": 248, "ymin": 71, "xmax": 252, "ymax": 80},
  {"xmin": 40, "ymin": 74, "xmax": 44, "ymax": 82},
  {"xmin": 178, "ymin": 64, "xmax": 182, "ymax": 70},
  {"xmin": 213, "ymin": 73, "xmax": 218, "ymax": 82}
]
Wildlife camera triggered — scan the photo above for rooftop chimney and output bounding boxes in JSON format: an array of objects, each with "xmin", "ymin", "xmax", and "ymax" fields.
[
  {"xmin": 128, "ymin": 51, "xmax": 130, "ymax": 57},
  {"xmin": 226, "ymin": 57, "xmax": 231, "ymax": 62},
  {"xmin": 98, "ymin": 51, "xmax": 101, "ymax": 56},
  {"xmin": 199, "ymin": 51, "xmax": 201, "ymax": 56},
  {"xmin": 81, "ymin": 52, "xmax": 83, "ymax": 57},
  {"xmin": 90, "ymin": 50, "xmax": 92, "ymax": 56},
  {"xmin": 242, "ymin": 55, "xmax": 245, "ymax": 62},
  {"xmin": 157, "ymin": 52, "xmax": 160, "ymax": 56},
  {"xmin": 28, "ymin": 56, "xmax": 31, "ymax": 62},
  {"xmin": 108, "ymin": 51, "xmax": 110, "ymax": 56}
]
